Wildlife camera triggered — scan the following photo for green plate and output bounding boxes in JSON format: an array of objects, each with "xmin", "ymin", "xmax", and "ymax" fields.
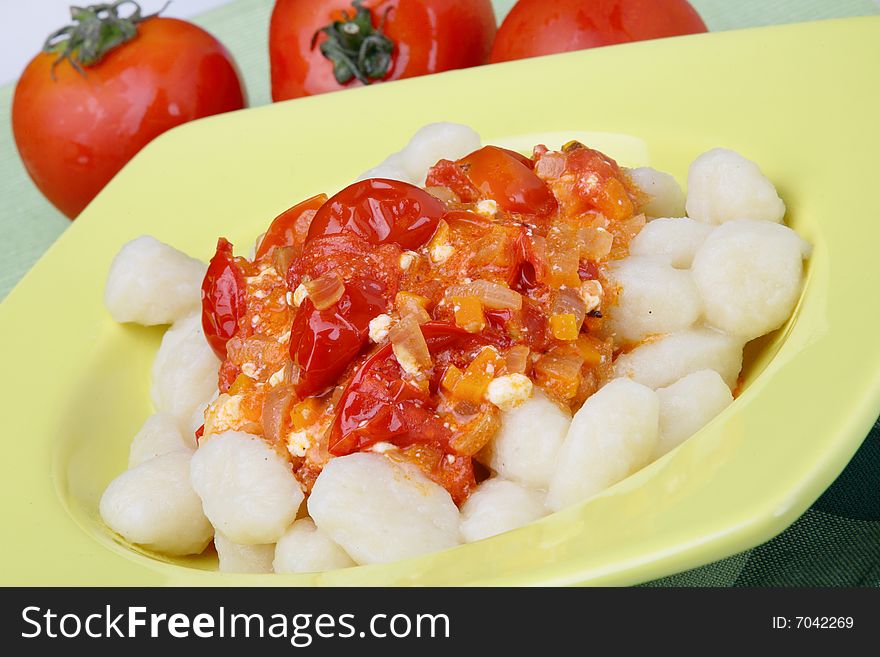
[{"xmin": 2, "ymin": 17, "xmax": 879, "ymax": 586}]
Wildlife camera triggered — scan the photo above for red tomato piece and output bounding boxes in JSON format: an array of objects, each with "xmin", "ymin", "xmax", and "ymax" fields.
[
  {"xmin": 329, "ymin": 322, "xmax": 489, "ymax": 455},
  {"xmin": 489, "ymin": 0, "xmax": 708, "ymax": 64},
  {"xmin": 255, "ymin": 193, "xmax": 328, "ymax": 259},
  {"xmin": 459, "ymin": 146, "xmax": 556, "ymax": 215},
  {"xmin": 269, "ymin": 0, "xmax": 497, "ymax": 100},
  {"xmin": 306, "ymin": 178, "xmax": 445, "ymax": 250},
  {"xmin": 12, "ymin": 15, "xmax": 245, "ymax": 219},
  {"xmin": 289, "ymin": 277, "xmax": 388, "ymax": 397},
  {"xmin": 201, "ymin": 238, "xmax": 247, "ymax": 360}
]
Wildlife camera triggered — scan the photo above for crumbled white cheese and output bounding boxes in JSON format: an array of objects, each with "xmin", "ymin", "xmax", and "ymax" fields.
[
  {"xmin": 204, "ymin": 393, "xmax": 244, "ymax": 436},
  {"xmin": 267, "ymin": 366, "xmax": 286, "ymax": 387},
  {"xmin": 287, "ymin": 430, "xmax": 312, "ymax": 458},
  {"xmin": 369, "ymin": 442, "xmax": 398, "ymax": 454},
  {"xmin": 368, "ymin": 314, "xmax": 393, "ymax": 343},
  {"xmin": 486, "ymin": 374, "xmax": 533, "ymax": 411},
  {"xmin": 399, "ymin": 251, "xmax": 417, "ymax": 270},
  {"xmin": 241, "ymin": 362, "xmax": 258, "ymax": 379},
  {"xmin": 580, "ymin": 280, "xmax": 604, "ymax": 313},
  {"xmin": 292, "ymin": 283, "xmax": 309, "ymax": 307},
  {"xmin": 430, "ymin": 244, "xmax": 454, "ymax": 264},
  {"xmin": 393, "ymin": 344, "xmax": 421, "ymax": 376},
  {"xmin": 475, "ymin": 199, "xmax": 498, "ymax": 218},
  {"xmin": 285, "ymin": 291, "xmax": 294, "ymax": 307},
  {"xmin": 278, "ymin": 330, "xmax": 291, "ymax": 344}
]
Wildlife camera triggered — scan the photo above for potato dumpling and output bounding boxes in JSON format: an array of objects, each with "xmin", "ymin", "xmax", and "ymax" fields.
[
  {"xmin": 104, "ymin": 236, "xmax": 206, "ymax": 326},
  {"xmin": 459, "ymin": 479, "xmax": 546, "ymax": 543},
  {"xmin": 691, "ymin": 219, "xmax": 809, "ymax": 340},
  {"xmin": 478, "ymin": 389, "xmax": 571, "ymax": 490},
  {"xmin": 308, "ymin": 453, "xmax": 461, "ymax": 565},
  {"xmin": 547, "ymin": 378, "xmax": 659, "ymax": 511},
  {"xmin": 627, "ymin": 167, "xmax": 686, "ymax": 218},
  {"xmin": 128, "ymin": 412, "xmax": 195, "ymax": 468},
  {"xmin": 685, "ymin": 148, "xmax": 785, "ymax": 224},
  {"xmin": 655, "ymin": 369, "xmax": 734, "ymax": 459},
  {"xmin": 356, "ymin": 153, "xmax": 411, "ymax": 184},
  {"xmin": 151, "ymin": 313, "xmax": 221, "ymax": 425},
  {"xmin": 613, "ymin": 327, "xmax": 743, "ymax": 390},
  {"xmin": 99, "ymin": 451, "xmax": 213, "ymax": 556},
  {"xmin": 629, "ymin": 217, "xmax": 714, "ymax": 269},
  {"xmin": 604, "ymin": 256, "xmax": 702, "ymax": 344},
  {"xmin": 357, "ymin": 122, "xmax": 481, "ymax": 185},
  {"xmin": 190, "ymin": 432, "xmax": 304, "ymax": 545},
  {"xmin": 399, "ymin": 122, "xmax": 481, "ymax": 184},
  {"xmin": 214, "ymin": 532, "xmax": 275, "ymax": 574},
  {"xmin": 273, "ymin": 518, "xmax": 356, "ymax": 574}
]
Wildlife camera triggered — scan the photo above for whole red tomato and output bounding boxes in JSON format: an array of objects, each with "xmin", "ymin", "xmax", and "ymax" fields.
[
  {"xmin": 490, "ymin": 0, "xmax": 707, "ymax": 63},
  {"xmin": 269, "ymin": 0, "xmax": 497, "ymax": 100},
  {"xmin": 12, "ymin": 3, "xmax": 245, "ymax": 219}
]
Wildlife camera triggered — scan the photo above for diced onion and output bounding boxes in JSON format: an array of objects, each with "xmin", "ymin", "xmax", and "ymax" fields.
[
  {"xmin": 446, "ymin": 279, "xmax": 522, "ymax": 310},
  {"xmin": 552, "ymin": 288, "xmax": 587, "ymax": 328},
  {"xmin": 535, "ymin": 151, "xmax": 565, "ymax": 180},
  {"xmin": 395, "ymin": 291, "xmax": 431, "ymax": 324},
  {"xmin": 304, "ymin": 271, "xmax": 345, "ymax": 310},
  {"xmin": 389, "ymin": 315, "xmax": 432, "ymax": 372},
  {"xmin": 504, "ymin": 345, "xmax": 530, "ymax": 375},
  {"xmin": 261, "ymin": 384, "xmax": 296, "ymax": 446},
  {"xmin": 534, "ymin": 349, "xmax": 584, "ymax": 401},
  {"xmin": 450, "ymin": 408, "xmax": 501, "ymax": 456}
]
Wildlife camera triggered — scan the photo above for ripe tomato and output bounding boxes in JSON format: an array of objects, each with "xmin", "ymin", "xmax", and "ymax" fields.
[
  {"xmin": 12, "ymin": 7, "xmax": 245, "ymax": 218},
  {"xmin": 202, "ymin": 238, "xmax": 247, "ymax": 360},
  {"xmin": 289, "ymin": 276, "xmax": 388, "ymax": 397},
  {"xmin": 489, "ymin": 0, "xmax": 707, "ymax": 63},
  {"xmin": 307, "ymin": 178, "xmax": 445, "ymax": 249},
  {"xmin": 329, "ymin": 322, "xmax": 487, "ymax": 455},
  {"xmin": 255, "ymin": 193, "xmax": 328, "ymax": 259},
  {"xmin": 270, "ymin": 0, "xmax": 497, "ymax": 100},
  {"xmin": 458, "ymin": 146, "xmax": 556, "ymax": 215}
]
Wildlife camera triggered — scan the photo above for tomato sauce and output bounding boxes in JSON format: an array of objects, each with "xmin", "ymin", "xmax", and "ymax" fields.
[{"xmin": 200, "ymin": 142, "xmax": 644, "ymax": 504}]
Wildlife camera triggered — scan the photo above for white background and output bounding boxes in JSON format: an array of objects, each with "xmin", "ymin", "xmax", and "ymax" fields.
[{"xmin": 0, "ymin": 0, "xmax": 235, "ymax": 84}]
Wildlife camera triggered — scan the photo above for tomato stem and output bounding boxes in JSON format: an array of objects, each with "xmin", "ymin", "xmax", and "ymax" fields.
[
  {"xmin": 311, "ymin": 0, "xmax": 394, "ymax": 86},
  {"xmin": 43, "ymin": 0, "xmax": 168, "ymax": 79}
]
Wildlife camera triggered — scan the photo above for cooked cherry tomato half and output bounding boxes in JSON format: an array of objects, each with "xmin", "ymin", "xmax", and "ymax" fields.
[
  {"xmin": 306, "ymin": 178, "xmax": 445, "ymax": 250},
  {"xmin": 289, "ymin": 276, "xmax": 388, "ymax": 397},
  {"xmin": 255, "ymin": 193, "xmax": 328, "ymax": 259},
  {"xmin": 329, "ymin": 322, "xmax": 488, "ymax": 455},
  {"xmin": 459, "ymin": 146, "xmax": 556, "ymax": 215},
  {"xmin": 201, "ymin": 238, "xmax": 247, "ymax": 360}
]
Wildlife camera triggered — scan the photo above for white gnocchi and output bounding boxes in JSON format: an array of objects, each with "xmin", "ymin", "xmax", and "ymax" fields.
[
  {"xmin": 100, "ymin": 451, "xmax": 213, "ymax": 556},
  {"xmin": 629, "ymin": 217, "xmax": 713, "ymax": 269},
  {"xmin": 273, "ymin": 518, "xmax": 356, "ymax": 574},
  {"xmin": 459, "ymin": 479, "xmax": 546, "ymax": 543},
  {"xmin": 214, "ymin": 532, "xmax": 275, "ymax": 574},
  {"xmin": 627, "ymin": 167, "xmax": 686, "ymax": 218},
  {"xmin": 547, "ymin": 378, "xmax": 659, "ymax": 511},
  {"xmin": 604, "ymin": 256, "xmax": 702, "ymax": 344},
  {"xmin": 655, "ymin": 370, "xmax": 734, "ymax": 458},
  {"xmin": 478, "ymin": 389, "xmax": 571, "ymax": 490},
  {"xmin": 685, "ymin": 148, "xmax": 786, "ymax": 224},
  {"xmin": 613, "ymin": 327, "xmax": 744, "ymax": 390},
  {"xmin": 104, "ymin": 235, "xmax": 206, "ymax": 326},
  {"xmin": 151, "ymin": 313, "xmax": 221, "ymax": 426},
  {"xmin": 128, "ymin": 412, "xmax": 194, "ymax": 468},
  {"xmin": 691, "ymin": 219, "xmax": 809, "ymax": 340},
  {"xmin": 190, "ymin": 431, "xmax": 304, "ymax": 545},
  {"xmin": 308, "ymin": 453, "xmax": 461, "ymax": 565}
]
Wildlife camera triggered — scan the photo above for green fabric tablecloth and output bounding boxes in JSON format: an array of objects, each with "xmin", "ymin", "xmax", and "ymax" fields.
[{"xmin": 1, "ymin": 0, "xmax": 878, "ymax": 586}]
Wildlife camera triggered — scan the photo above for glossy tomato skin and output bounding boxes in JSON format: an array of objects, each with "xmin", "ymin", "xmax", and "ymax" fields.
[
  {"xmin": 202, "ymin": 239, "xmax": 247, "ymax": 360},
  {"xmin": 12, "ymin": 18, "xmax": 245, "ymax": 218},
  {"xmin": 270, "ymin": 0, "xmax": 496, "ymax": 100},
  {"xmin": 489, "ymin": 0, "xmax": 707, "ymax": 63},
  {"xmin": 458, "ymin": 146, "xmax": 556, "ymax": 215},
  {"xmin": 256, "ymin": 193, "xmax": 328, "ymax": 259},
  {"xmin": 289, "ymin": 277, "xmax": 388, "ymax": 397},
  {"xmin": 307, "ymin": 179, "xmax": 445, "ymax": 249}
]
